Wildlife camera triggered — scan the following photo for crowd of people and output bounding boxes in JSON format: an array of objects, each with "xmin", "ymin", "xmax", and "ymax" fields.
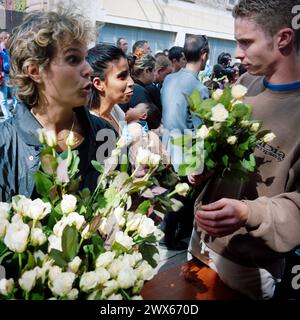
[{"xmin": 0, "ymin": 0, "xmax": 300, "ymax": 300}]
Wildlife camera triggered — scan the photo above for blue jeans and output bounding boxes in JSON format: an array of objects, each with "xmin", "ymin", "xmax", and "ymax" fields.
[{"xmin": 0, "ymin": 74, "xmax": 15, "ymax": 119}]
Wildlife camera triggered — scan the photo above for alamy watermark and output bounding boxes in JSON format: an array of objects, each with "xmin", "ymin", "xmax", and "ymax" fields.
[{"xmin": 292, "ymin": 5, "xmax": 300, "ymax": 30}]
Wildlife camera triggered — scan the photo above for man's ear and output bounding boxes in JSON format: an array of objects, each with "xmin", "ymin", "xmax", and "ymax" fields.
[
  {"xmin": 277, "ymin": 28, "xmax": 294, "ymax": 50},
  {"xmin": 92, "ymin": 77, "xmax": 105, "ymax": 93},
  {"xmin": 140, "ymin": 111, "xmax": 148, "ymax": 120},
  {"xmin": 27, "ymin": 64, "xmax": 42, "ymax": 83}
]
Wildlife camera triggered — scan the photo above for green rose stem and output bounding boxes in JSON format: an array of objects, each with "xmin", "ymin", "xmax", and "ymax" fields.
[
  {"xmin": 167, "ymin": 190, "xmax": 178, "ymax": 198},
  {"xmin": 25, "ymin": 291, "xmax": 29, "ymax": 300},
  {"xmin": 18, "ymin": 253, "xmax": 22, "ymax": 274}
]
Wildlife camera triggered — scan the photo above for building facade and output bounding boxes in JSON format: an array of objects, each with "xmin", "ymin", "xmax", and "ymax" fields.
[{"xmin": 25, "ymin": 0, "xmax": 238, "ymax": 65}]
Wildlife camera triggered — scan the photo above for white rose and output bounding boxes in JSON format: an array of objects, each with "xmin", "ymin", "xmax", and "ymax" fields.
[
  {"xmin": 61, "ymin": 195, "xmax": 77, "ymax": 215},
  {"xmin": 115, "ymin": 231, "xmax": 134, "ymax": 250},
  {"xmin": 50, "ymin": 272, "xmax": 75, "ymax": 297},
  {"xmin": 19, "ymin": 269, "xmax": 37, "ymax": 292},
  {"xmin": 0, "ymin": 278, "xmax": 14, "ymax": 296},
  {"xmin": 212, "ymin": 122, "xmax": 222, "ymax": 131},
  {"xmin": 33, "ymin": 250, "xmax": 46, "ymax": 264},
  {"xmin": 227, "ymin": 135, "xmax": 237, "ymax": 145},
  {"xmin": 48, "ymin": 266, "xmax": 62, "ymax": 282},
  {"xmin": 107, "ymin": 293, "xmax": 123, "ymax": 300},
  {"xmin": 132, "ymin": 279, "xmax": 144, "ymax": 294},
  {"xmin": 121, "ymin": 254, "xmax": 136, "ymax": 268},
  {"xmin": 81, "ymin": 224, "xmax": 90, "ymax": 240},
  {"xmin": 48, "ymin": 235, "xmax": 62, "ymax": 252},
  {"xmin": 175, "ymin": 183, "xmax": 190, "ymax": 197},
  {"xmin": 65, "ymin": 131, "xmax": 76, "ymax": 148},
  {"xmin": 231, "ymin": 84, "xmax": 248, "ymax": 100},
  {"xmin": 95, "ymin": 267, "xmax": 110, "ymax": 285},
  {"xmin": 148, "ymin": 153, "xmax": 160, "ymax": 168},
  {"xmin": 126, "ymin": 214, "xmax": 143, "ymax": 232},
  {"xmin": 240, "ymin": 120, "xmax": 250, "ymax": 127},
  {"xmin": 96, "ymin": 251, "xmax": 116, "ymax": 268},
  {"xmin": 43, "ymin": 129, "xmax": 57, "ymax": 147},
  {"xmin": 107, "ymin": 259, "xmax": 123, "ymax": 278},
  {"xmin": 137, "ymin": 216, "xmax": 155, "ymax": 238},
  {"xmin": 4, "ymin": 220, "xmax": 30, "ymax": 253},
  {"xmin": 212, "ymin": 88, "xmax": 223, "ymax": 101},
  {"xmin": 136, "ymin": 148, "xmax": 151, "ymax": 166},
  {"xmin": 211, "ymin": 104, "xmax": 229, "ymax": 122},
  {"xmin": 11, "ymin": 214, "xmax": 22, "ymax": 223},
  {"xmin": 67, "ymin": 288, "xmax": 79, "ymax": 300},
  {"xmin": 113, "ymin": 207, "xmax": 125, "ymax": 227},
  {"xmin": 98, "ymin": 218, "xmax": 108, "ymax": 236},
  {"xmin": 117, "ymin": 266, "xmax": 137, "ymax": 289},
  {"xmin": 68, "ymin": 256, "xmax": 82, "ymax": 273},
  {"xmin": 196, "ymin": 125, "xmax": 210, "ymax": 139},
  {"xmin": 53, "ymin": 220, "xmax": 66, "ymax": 238},
  {"xmin": 30, "ymin": 228, "xmax": 47, "ymax": 246},
  {"xmin": 263, "ymin": 132, "xmax": 276, "ymax": 143},
  {"xmin": 25, "ymin": 199, "xmax": 51, "ymax": 221},
  {"xmin": 136, "ymin": 261, "xmax": 155, "ymax": 281},
  {"xmin": 0, "ymin": 218, "xmax": 9, "ymax": 238},
  {"xmin": 16, "ymin": 198, "xmax": 32, "ymax": 217},
  {"xmin": 79, "ymin": 271, "xmax": 100, "ymax": 292},
  {"xmin": 250, "ymin": 122, "xmax": 260, "ymax": 132},
  {"xmin": 37, "ymin": 128, "xmax": 45, "ymax": 144},
  {"xmin": 102, "ymin": 279, "xmax": 119, "ymax": 297},
  {"xmin": 0, "ymin": 202, "xmax": 11, "ymax": 220},
  {"xmin": 64, "ymin": 212, "xmax": 85, "ymax": 231},
  {"xmin": 131, "ymin": 295, "xmax": 143, "ymax": 300}
]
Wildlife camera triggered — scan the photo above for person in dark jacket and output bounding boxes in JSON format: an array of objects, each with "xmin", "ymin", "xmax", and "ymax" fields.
[{"xmin": 0, "ymin": 8, "xmax": 116, "ymax": 202}]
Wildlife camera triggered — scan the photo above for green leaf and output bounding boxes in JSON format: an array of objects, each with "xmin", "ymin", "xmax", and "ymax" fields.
[
  {"xmin": 139, "ymin": 243, "xmax": 159, "ymax": 268},
  {"xmin": 26, "ymin": 250, "xmax": 35, "ymax": 270},
  {"xmin": 185, "ymin": 89, "xmax": 202, "ymax": 112},
  {"xmin": 61, "ymin": 225, "xmax": 79, "ymax": 261},
  {"xmin": 170, "ymin": 198, "xmax": 184, "ymax": 212},
  {"xmin": 69, "ymin": 155, "xmax": 80, "ymax": 178},
  {"xmin": 91, "ymin": 234, "xmax": 105, "ymax": 255},
  {"xmin": 120, "ymin": 154, "xmax": 129, "ymax": 173},
  {"xmin": 104, "ymin": 187, "xmax": 121, "ymax": 208},
  {"xmin": 33, "ymin": 171, "xmax": 53, "ymax": 197},
  {"xmin": 240, "ymin": 154, "xmax": 256, "ymax": 173},
  {"xmin": 136, "ymin": 200, "xmax": 151, "ymax": 215},
  {"xmin": 49, "ymin": 249, "xmax": 68, "ymax": 268},
  {"xmin": 91, "ymin": 160, "xmax": 104, "ymax": 174},
  {"xmin": 219, "ymin": 86, "xmax": 232, "ymax": 107},
  {"xmin": 31, "ymin": 293, "xmax": 44, "ymax": 300},
  {"xmin": 222, "ymin": 155, "xmax": 229, "ymax": 167},
  {"xmin": 199, "ymin": 98, "xmax": 217, "ymax": 113},
  {"xmin": 171, "ymin": 135, "xmax": 192, "ymax": 147},
  {"xmin": 231, "ymin": 103, "xmax": 251, "ymax": 118},
  {"xmin": 0, "ymin": 251, "xmax": 13, "ymax": 264}
]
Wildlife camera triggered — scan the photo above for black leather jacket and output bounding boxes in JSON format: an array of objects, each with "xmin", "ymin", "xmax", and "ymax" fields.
[{"xmin": 0, "ymin": 102, "xmax": 116, "ymax": 202}]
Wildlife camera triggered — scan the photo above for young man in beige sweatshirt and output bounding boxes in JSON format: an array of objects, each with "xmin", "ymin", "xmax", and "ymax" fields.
[{"xmin": 189, "ymin": 0, "xmax": 300, "ymax": 299}]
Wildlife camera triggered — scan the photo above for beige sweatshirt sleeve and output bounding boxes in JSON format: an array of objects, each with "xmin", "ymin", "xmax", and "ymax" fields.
[{"xmin": 243, "ymin": 192, "xmax": 300, "ymax": 253}]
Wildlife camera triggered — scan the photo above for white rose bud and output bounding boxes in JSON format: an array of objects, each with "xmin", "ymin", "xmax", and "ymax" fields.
[
  {"xmin": 44, "ymin": 129, "xmax": 57, "ymax": 147},
  {"xmin": 115, "ymin": 231, "xmax": 134, "ymax": 251},
  {"xmin": 113, "ymin": 207, "xmax": 126, "ymax": 227},
  {"xmin": 175, "ymin": 183, "xmax": 190, "ymax": 197},
  {"xmin": 37, "ymin": 128, "xmax": 45, "ymax": 144},
  {"xmin": 211, "ymin": 104, "xmax": 229, "ymax": 122},
  {"xmin": 11, "ymin": 214, "xmax": 23, "ymax": 223},
  {"xmin": 61, "ymin": 195, "xmax": 77, "ymax": 215},
  {"xmin": 227, "ymin": 135, "xmax": 237, "ymax": 145},
  {"xmin": 136, "ymin": 260, "xmax": 155, "ymax": 281},
  {"xmin": 0, "ymin": 278, "xmax": 14, "ymax": 296},
  {"xmin": 98, "ymin": 218, "xmax": 108, "ymax": 236},
  {"xmin": 26, "ymin": 199, "xmax": 51, "ymax": 221},
  {"xmin": 30, "ymin": 228, "xmax": 47, "ymax": 246},
  {"xmin": 131, "ymin": 295, "xmax": 143, "ymax": 300},
  {"xmin": 4, "ymin": 220, "xmax": 30, "ymax": 253},
  {"xmin": 102, "ymin": 279, "xmax": 119, "ymax": 297},
  {"xmin": 126, "ymin": 213, "xmax": 143, "ymax": 232},
  {"xmin": 96, "ymin": 251, "xmax": 116, "ymax": 268},
  {"xmin": 67, "ymin": 288, "xmax": 79, "ymax": 300},
  {"xmin": 117, "ymin": 266, "xmax": 137, "ymax": 289},
  {"xmin": 136, "ymin": 148, "xmax": 151, "ymax": 166},
  {"xmin": 263, "ymin": 132, "xmax": 276, "ymax": 143},
  {"xmin": 64, "ymin": 212, "xmax": 85, "ymax": 231},
  {"xmin": 212, "ymin": 88, "xmax": 223, "ymax": 101},
  {"xmin": 107, "ymin": 259, "xmax": 123, "ymax": 278},
  {"xmin": 68, "ymin": 256, "xmax": 82, "ymax": 273},
  {"xmin": 48, "ymin": 235, "xmax": 62, "ymax": 252},
  {"xmin": 16, "ymin": 198, "xmax": 32, "ymax": 217},
  {"xmin": 250, "ymin": 122, "xmax": 260, "ymax": 132},
  {"xmin": 107, "ymin": 293, "xmax": 123, "ymax": 300},
  {"xmin": 79, "ymin": 271, "xmax": 100, "ymax": 292},
  {"xmin": 196, "ymin": 125, "xmax": 210, "ymax": 139},
  {"xmin": 0, "ymin": 218, "xmax": 9, "ymax": 238},
  {"xmin": 95, "ymin": 268, "xmax": 110, "ymax": 285},
  {"xmin": 240, "ymin": 120, "xmax": 250, "ymax": 128},
  {"xmin": 81, "ymin": 224, "xmax": 90, "ymax": 240},
  {"xmin": 231, "ymin": 84, "xmax": 248, "ymax": 100},
  {"xmin": 137, "ymin": 216, "xmax": 156, "ymax": 238},
  {"xmin": 0, "ymin": 202, "xmax": 11, "ymax": 220},
  {"xmin": 148, "ymin": 153, "xmax": 160, "ymax": 168},
  {"xmin": 48, "ymin": 266, "xmax": 62, "ymax": 282},
  {"xmin": 50, "ymin": 272, "xmax": 75, "ymax": 297},
  {"xmin": 33, "ymin": 250, "xmax": 46, "ymax": 264},
  {"xmin": 65, "ymin": 131, "xmax": 76, "ymax": 148},
  {"xmin": 19, "ymin": 269, "xmax": 37, "ymax": 292}
]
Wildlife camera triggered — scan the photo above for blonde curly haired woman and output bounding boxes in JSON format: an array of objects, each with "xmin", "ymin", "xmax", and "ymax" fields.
[{"xmin": 0, "ymin": 8, "xmax": 115, "ymax": 202}]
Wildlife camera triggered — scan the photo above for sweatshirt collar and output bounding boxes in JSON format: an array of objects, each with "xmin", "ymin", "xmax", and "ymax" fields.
[{"xmin": 263, "ymin": 78, "xmax": 300, "ymax": 91}]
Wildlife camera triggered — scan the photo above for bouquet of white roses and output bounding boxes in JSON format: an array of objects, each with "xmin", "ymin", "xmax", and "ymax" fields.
[
  {"xmin": 0, "ymin": 129, "xmax": 187, "ymax": 300},
  {"xmin": 174, "ymin": 84, "xmax": 276, "ymax": 181}
]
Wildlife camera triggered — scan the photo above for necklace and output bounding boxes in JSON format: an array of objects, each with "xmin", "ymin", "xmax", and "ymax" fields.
[{"xmin": 57, "ymin": 114, "xmax": 76, "ymax": 142}]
